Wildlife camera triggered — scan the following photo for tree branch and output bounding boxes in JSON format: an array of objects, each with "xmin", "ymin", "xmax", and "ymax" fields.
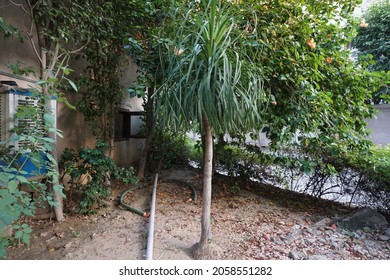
[
  {"xmin": 24, "ymin": 0, "xmax": 43, "ymax": 65},
  {"xmin": 7, "ymin": 0, "xmax": 28, "ymax": 14}
]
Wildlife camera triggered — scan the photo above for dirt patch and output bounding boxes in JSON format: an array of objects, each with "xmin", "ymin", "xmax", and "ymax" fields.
[{"xmin": 5, "ymin": 166, "xmax": 390, "ymax": 260}]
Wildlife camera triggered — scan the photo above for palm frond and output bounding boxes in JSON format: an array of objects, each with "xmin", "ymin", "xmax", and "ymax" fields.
[{"xmin": 156, "ymin": 0, "xmax": 266, "ymax": 135}]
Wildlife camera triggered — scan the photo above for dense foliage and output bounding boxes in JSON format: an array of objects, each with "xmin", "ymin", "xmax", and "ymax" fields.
[
  {"xmin": 0, "ymin": 0, "xmax": 87, "ymax": 257},
  {"xmin": 353, "ymin": 0, "xmax": 390, "ymax": 72},
  {"xmin": 353, "ymin": 0, "xmax": 390, "ymax": 103},
  {"xmin": 2, "ymin": 0, "xmax": 389, "ymax": 259},
  {"xmin": 234, "ymin": 1, "xmax": 384, "ymax": 153},
  {"xmin": 155, "ymin": 0, "xmax": 267, "ymax": 257},
  {"xmin": 59, "ymin": 142, "xmax": 138, "ymax": 214},
  {"xmin": 0, "ymin": 88, "xmax": 63, "ymax": 258},
  {"xmin": 76, "ymin": 0, "xmax": 151, "ymax": 143},
  {"xmin": 148, "ymin": 0, "xmax": 390, "ymax": 258},
  {"xmin": 156, "ymin": 0, "xmax": 265, "ymax": 134},
  {"xmin": 0, "ymin": 16, "xmax": 20, "ymax": 39}
]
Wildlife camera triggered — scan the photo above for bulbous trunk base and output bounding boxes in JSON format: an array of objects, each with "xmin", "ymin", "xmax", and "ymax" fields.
[{"xmin": 190, "ymin": 241, "xmax": 222, "ymax": 260}]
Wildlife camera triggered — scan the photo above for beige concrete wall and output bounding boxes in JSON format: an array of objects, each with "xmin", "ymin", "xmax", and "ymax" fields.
[
  {"xmin": 0, "ymin": 1, "xmax": 39, "ymax": 82},
  {"xmin": 56, "ymin": 94, "xmax": 96, "ymax": 156},
  {"xmin": 56, "ymin": 57, "xmax": 146, "ymax": 167},
  {"xmin": 113, "ymin": 138, "xmax": 145, "ymax": 167}
]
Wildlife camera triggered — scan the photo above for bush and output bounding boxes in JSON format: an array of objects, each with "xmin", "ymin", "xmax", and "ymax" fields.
[
  {"xmin": 147, "ymin": 128, "xmax": 196, "ymax": 171},
  {"xmin": 271, "ymin": 144, "xmax": 390, "ymax": 217},
  {"xmin": 59, "ymin": 142, "xmax": 138, "ymax": 214},
  {"xmin": 362, "ymin": 145, "xmax": 390, "ymax": 186},
  {"xmin": 212, "ymin": 138, "xmax": 390, "ymax": 218}
]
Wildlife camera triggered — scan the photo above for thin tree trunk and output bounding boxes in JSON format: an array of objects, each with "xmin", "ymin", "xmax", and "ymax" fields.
[
  {"xmin": 40, "ymin": 45, "xmax": 64, "ymax": 222},
  {"xmin": 138, "ymin": 87, "xmax": 156, "ymax": 180},
  {"xmin": 199, "ymin": 113, "xmax": 213, "ymax": 247},
  {"xmin": 137, "ymin": 119, "xmax": 156, "ymax": 180},
  {"xmin": 43, "ymin": 87, "xmax": 64, "ymax": 222}
]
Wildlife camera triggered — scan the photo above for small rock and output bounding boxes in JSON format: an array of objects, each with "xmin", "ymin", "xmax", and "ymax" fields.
[
  {"xmin": 384, "ymin": 227, "xmax": 390, "ymax": 237},
  {"xmin": 318, "ymin": 238, "xmax": 327, "ymax": 244},
  {"xmin": 377, "ymin": 235, "xmax": 390, "ymax": 242},
  {"xmin": 353, "ymin": 245, "xmax": 368, "ymax": 256},
  {"xmin": 283, "ymin": 228, "xmax": 301, "ymax": 243},
  {"xmin": 306, "ymin": 238, "xmax": 316, "ymax": 244},
  {"xmin": 55, "ymin": 232, "xmax": 65, "ymax": 238},
  {"xmin": 329, "ymin": 236, "xmax": 342, "ymax": 249},
  {"xmin": 365, "ymin": 244, "xmax": 379, "ymax": 257},
  {"xmin": 308, "ymin": 255, "xmax": 328, "ymax": 260},
  {"xmin": 292, "ymin": 224, "xmax": 301, "ymax": 230},
  {"xmin": 339, "ymin": 208, "xmax": 388, "ymax": 231},
  {"xmin": 314, "ymin": 218, "xmax": 333, "ymax": 228},
  {"xmin": 357, "ymin": 232, "xmax": 367, "ymax": 240},
  {"xmin": 303, "ymin": 227, "xmax": 315, "ymax": 234},
  {"xmin": 330, "ymin": 242, "xmax": 339, "ymax": 249},
  {"xmin": 324, "ymin": 229, "xmax": 335, "ymax": 235},
  {"xmin": 288, "ymin": 251, "xmax": 306, "ymax": 260}
]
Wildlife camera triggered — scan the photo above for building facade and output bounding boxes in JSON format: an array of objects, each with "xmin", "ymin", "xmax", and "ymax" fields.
[{"xmin": 0, "ymin": 2, "xmax": 145, "ymax": 167}]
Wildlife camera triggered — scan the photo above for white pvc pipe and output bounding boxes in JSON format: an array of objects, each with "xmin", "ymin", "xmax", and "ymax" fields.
[{"xmin": 146, "ymin": 173, "xmax": 158, "ymax": 260}]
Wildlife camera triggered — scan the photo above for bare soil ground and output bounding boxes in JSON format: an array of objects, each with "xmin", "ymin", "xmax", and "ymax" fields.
[{"xmin": 5, "ymin": 166, "xmax": 390, "ymax": 260}]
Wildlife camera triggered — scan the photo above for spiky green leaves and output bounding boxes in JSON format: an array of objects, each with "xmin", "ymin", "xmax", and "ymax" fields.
[{"xmin": 157, "ymin": 0, "xmax": 265, "ymax": 135}]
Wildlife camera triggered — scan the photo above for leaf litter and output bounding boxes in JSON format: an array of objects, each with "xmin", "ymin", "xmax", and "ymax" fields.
[{"xmin": 5, "ymin": 166, "xmax": 390, "ymax": 260}]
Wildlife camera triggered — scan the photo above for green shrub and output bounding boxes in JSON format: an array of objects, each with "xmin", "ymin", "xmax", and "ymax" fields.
[
  {"xmin": 363, "ymin": 145, "xmax": 390, "ymax": 187},
  {"xmin": 59, "ymin": 142, "xmax": 138, "ymax": 214},
  {"xmin": 212, "ymin": 138, "xmax": 389, "ymax": 217},
  {"xmin": 147, "ymin": 128, "xmax": 196, "ymax": 171}
]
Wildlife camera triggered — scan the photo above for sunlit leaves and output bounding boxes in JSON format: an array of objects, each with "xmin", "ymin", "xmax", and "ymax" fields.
[{"xmin": 236, "ymin": 0, "xmax": 383, "ymax": 158}]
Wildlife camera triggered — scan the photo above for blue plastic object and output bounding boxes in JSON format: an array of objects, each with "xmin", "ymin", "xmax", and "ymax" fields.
[{"xmin": 1, "ymin": 152, "xmax": 49, "ymax": 179}]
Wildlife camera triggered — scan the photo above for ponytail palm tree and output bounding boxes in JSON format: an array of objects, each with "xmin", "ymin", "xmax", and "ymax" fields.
[{"xmin": 157, "ymin": 0, "xmax": 265, "ymax": 259}]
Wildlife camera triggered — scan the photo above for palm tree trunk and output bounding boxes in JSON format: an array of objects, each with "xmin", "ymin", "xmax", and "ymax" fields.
[{"xmin": 199, "ymin": 113, "xmax": 213, "ymax": 247}]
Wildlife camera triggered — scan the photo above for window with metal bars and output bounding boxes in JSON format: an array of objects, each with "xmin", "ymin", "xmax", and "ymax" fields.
[
  {"xmin": 14, "ymin": 95, "xmax": 46, "ymax": 148},
  {"xmin": 0, "ymin": 94, "xmax": 5, "ymax": 142}
]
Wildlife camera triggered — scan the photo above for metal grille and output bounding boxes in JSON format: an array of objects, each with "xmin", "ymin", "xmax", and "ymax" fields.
[
  {"xmin": 0, "ymin": 94, "xmax": 5, "ymax": 142},
  {"xmin": 16, "ymin": 95, "xmax": 46, "ymax": 148}
]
